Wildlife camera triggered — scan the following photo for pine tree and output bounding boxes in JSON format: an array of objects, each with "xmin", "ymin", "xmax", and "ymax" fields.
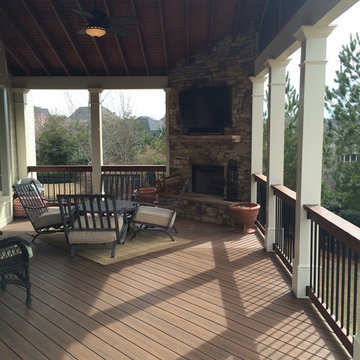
[{"xmin": 325, "ymin": 33, "xmax": 360, "ymax": 224}]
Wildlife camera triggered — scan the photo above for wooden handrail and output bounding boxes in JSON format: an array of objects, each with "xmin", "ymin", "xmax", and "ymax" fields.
[
  {"xmin": 28, "ymin": 165, "xmax": 92, "ymax": 172},
  {"xmin": 304, "ymin": 204, "xmax": 360, "ymax": 253},
  {"xmin": 253, "ymin": 173, "xmax": 267, "ymax": 185},
  {"xmin": 272, "ymin": 184, "xmax": 296, "ymax": 207},
  {"xmin": 28, "ymin": 164, "xmax": 166, "ymax": 173},
  {"xmin": 102, "ymin": 165, "xmax": 166, "ymax": 172}
]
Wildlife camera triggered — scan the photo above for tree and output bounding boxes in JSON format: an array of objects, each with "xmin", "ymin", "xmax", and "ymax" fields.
[
  {"xmin": 102, "ymin": 110, "xmax": 148, "ymax": 165},
  {"xmin": 324, "ymin": 33, "xmax": 360, "ymax": 223},
  {"xmin": 37, "ymin": 115, "xmax": 73, "ymax": 165},
  {"xmin": 136, "ymin": 126, "xmax": 166, "ymax": 165}
]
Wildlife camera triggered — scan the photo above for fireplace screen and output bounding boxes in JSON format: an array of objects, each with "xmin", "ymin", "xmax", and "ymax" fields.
[{"xmin": 192, "ymin": 165, "xmax": 224, "ymax": 197}]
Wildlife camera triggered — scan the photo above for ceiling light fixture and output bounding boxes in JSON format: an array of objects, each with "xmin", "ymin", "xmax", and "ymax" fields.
[{"xmin": 85, "ymin": 25, "xmax": 106, "ymax": 37}]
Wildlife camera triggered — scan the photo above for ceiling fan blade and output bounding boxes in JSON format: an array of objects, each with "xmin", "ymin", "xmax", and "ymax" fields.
[
  {"xmin": 77, "ymin": 27, "xmax": 87, "ymax": 35},
  {"xmin": 72, "ymin": 8, "xmax": 95, "ymax": 20},
  {"xmin": 110, "ymin": 16, "xmax": 140, "ymax": 26},
  {"xmin": 109, "ymin": 24, "xmax": 133, "ymax": 37}
]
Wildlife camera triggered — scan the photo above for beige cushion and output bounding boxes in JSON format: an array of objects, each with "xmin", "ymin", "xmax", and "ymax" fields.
[
  {"xmin": 133, "ymin": 205, "xmax": 176, "ymax": 228},
  {"xmin": 68, "ymin": 230, "xmax": 117, "ymax": 244},
  {"xmin": 32, "ymin": 208, "xmax": 62, "ymax": 229},
  {"xmin": 68, "ymin": 214, "xmax": 123, "ymax": 244}
]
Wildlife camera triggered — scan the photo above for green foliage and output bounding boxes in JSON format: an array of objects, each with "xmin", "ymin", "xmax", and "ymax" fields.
[
  {"xmin": 37, "ymin": 115, "xmax": 73, "ymax": 165},
  {"xmin": 136, "ymin": 126, "xmax": 166, "ymax": 165},
  {"xmin": 283, "ymin": 73, "xmax": 299, "ymax": 191},
  {"xmin": 37, "ymin": 115, "xmax": 90, "ymax": 165},
  {"xmin": 102, "ymin": 113, "xmax": 148, "ymax": 164},
  {"xmin": 323, "ymin": 33, "xmax": 360, "ymax": 223}
]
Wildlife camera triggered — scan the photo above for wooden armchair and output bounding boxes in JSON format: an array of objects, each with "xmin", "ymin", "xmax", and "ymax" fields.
[
  {"xmin": 57, "ymin": 194, "xmax": 126, "ymax": 258},
  {"xmin": 101, "ymin": 173, "xmax": 140, "ymax": 200},
  {"xmin": 130, "ymin": 178, "xmax": 189, "ymax": 241},
  {"xmin": 0, "ymin": 236, "xmax": 32, "ymax": 305},
  {"xmin": 13, "ymin": 180, "xmax": 63, "ymax": 242}
]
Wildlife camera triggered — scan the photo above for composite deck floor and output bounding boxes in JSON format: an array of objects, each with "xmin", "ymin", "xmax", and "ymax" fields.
[{"xmin": 0, "ymin": 218, "xmax": 351, "ymax": 360}]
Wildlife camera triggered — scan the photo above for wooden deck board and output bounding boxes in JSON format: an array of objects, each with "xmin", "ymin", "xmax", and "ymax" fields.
[{"xmin": 0, "ymin": 218, "xmax": 352, "ymax": 360}]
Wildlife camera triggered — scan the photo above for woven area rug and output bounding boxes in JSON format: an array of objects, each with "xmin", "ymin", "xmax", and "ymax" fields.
[{"xmin": 37, "ymin": 231, "xmax": 191, "ymax": 265}]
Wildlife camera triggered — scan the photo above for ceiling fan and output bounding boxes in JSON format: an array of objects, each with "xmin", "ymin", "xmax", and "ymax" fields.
[{"xmin": 72, "ymin": 0, "xmax": 140, "ymax": 38}]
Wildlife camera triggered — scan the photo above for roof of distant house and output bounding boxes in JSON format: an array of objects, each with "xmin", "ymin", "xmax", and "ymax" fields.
[{"xmin": 137, "ymin": 116, "xmax": 163, "ymax": 131}]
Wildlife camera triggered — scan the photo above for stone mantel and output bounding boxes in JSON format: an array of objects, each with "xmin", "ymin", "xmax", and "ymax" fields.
[{"xmin": 168, "ymin": 135, "xmax": 241, "ymax": 143}]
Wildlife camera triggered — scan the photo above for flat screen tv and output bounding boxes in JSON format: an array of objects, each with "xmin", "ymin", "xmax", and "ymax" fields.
[{"xmin": 179, "ymin": 86, "xmax": 231, "ymax": 135}]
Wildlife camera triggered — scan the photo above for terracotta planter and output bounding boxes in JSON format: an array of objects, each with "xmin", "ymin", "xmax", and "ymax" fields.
[{"xmin": 229, "ymin": 202, "xmax": 260, "ymax": 234}]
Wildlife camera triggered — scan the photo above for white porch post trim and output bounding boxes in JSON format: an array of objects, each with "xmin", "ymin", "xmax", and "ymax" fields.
[
  {"xmin": 292, "ymin": 25, "xmax": 334, "ymax": 299},
  {"xmin": 164, "ymin": 88, "xmax": 171, "ymax": 176},
  {"xmin": 264, "ymin": 59, "xmax": 289, "ymax": 252},
  {"xmin": 89, "ymin": 89, "xmax": 103, "ymax": 193},
  {"xmin": 13, "ymin": 89, "xmax": 30, "ymax": 179},
  {"xmin": 0, "ymin": 39, "xmax": 12, "ymax": 197},
  {"xmin": 250, "ymin": 76, "xmax": 266, "ymax": 203}
]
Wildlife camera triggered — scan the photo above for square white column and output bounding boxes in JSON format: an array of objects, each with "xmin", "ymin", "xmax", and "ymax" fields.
[
  {"xmin": 292, "ymin": 25, "xmax": 335, "ymax": 298},
  {"xmin": 250, "ymin": 75, "xmax": 267, "ymax": 203},
  {"xmin": 265, "ymin": 59, "xmax": 290, "ymax": 252}
]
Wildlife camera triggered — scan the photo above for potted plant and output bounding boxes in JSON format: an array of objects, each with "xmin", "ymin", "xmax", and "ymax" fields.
[{"xmin": 229, "ymin": 202, "xmax": 260, "ymax": 234}]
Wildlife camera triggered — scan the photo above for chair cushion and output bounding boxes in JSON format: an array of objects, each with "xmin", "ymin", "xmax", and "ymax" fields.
[
  {"xmin": 68, "ymin": 214, "xmax": 123, "ymax": 244},
  {"xmin": 133, "ymin": 205, "xmax": 176, "ymax": 228},
  {"xmin": 32, "ymin": 208, "xmax": 62, "ymax": 229},
  {"xmin": 68, "ymin": 230, "xmax": 117, "ymax": 244}
]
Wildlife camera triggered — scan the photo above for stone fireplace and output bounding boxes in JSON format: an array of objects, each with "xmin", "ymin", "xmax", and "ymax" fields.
[{"xmin": 164, "ymin": 31, "xmax": 255, "ymax": 225}]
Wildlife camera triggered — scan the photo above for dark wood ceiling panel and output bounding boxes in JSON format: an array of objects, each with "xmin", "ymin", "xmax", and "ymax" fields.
[
  {"xmin": 136, "ymin": 0, "xmax": 167, "ymax": 75},
  {"xmin": 162, "ymin": 0, "xmax": 187, "ymax": 67},
  {"xmin": 0, "ymin": 0, "xmax": 281, "ymax": 77},
  {"xmin": 188, "ymin": 0, "xmax": 210, "ymax": 55}
]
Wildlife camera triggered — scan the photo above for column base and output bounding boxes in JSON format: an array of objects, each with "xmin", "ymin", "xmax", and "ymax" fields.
[{"xmin": 292, "ymin": 263, "xmax": 310, "ymax": 298}]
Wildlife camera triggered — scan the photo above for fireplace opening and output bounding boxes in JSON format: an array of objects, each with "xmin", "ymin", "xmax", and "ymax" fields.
[{"xmin": 192, "ymin": 165, "xmax": 224, "ymax": 197}]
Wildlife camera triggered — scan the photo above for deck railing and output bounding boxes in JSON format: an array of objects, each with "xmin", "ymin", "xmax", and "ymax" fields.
[
  {"xmin": 253, "ymin": 174, "xmax": 359, "ymax": 354},
  {"xmin": 253, "ymin": 173, "xmax": 266, "ymax": 234},
  {"xmin": 272, "ymin": 185, "xmax": 296, "ymax": 273},
  {"xmin": 304, "ymin": 205, "xmax": 360, "ymax": 355},
  {"xmin": 28, "ymin": 165, "xmax": 166, "ymax": 202}
]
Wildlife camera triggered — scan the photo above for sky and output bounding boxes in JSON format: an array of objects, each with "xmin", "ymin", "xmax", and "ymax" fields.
[{"xmin": 29, "ymin": 2, "xmax": 360, "ymax": 120}]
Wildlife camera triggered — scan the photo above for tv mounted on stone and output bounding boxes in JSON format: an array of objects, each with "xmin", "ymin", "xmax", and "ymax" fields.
[{"xmin": 179, "ymin": 86, "xmax": 231, "ymax": 135}]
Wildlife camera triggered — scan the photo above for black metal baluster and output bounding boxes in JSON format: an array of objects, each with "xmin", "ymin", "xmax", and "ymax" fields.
[
  {"xmin": 321, "ymin": 229, "xmax": 326, "ymax": 303},
  {"xmin": 310, "ymin": 220, "xmax": 314, "ymax": 289},
  {"xmin": 341, "ymin": 243, "xmax": 346, "ymax": 328},
  {"xmin": 353, "ymin": 253, "xmax": 358, "ymax": 336},
  {"xmin": 335, "ymin": 237, "xmax": 340, "ymax": 322},
  {"xmin": 326, "ymin": 231, "xmax": 330, "ymax": 308},
  {"xmin": 330, "ymin": 235, "xmax": 335, "ymax": 316},
  {"xmin": 346, "ymin": 247, "xmax": 352, "ymax": 335}
]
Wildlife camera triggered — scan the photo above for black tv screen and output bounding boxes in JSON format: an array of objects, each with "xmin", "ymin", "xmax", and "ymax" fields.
[{"xmin": 179, "ymin": 86, "xmax": 231, "ymax": 134}]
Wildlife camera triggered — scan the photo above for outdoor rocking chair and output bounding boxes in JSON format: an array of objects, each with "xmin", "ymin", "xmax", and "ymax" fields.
[
  {"xmin": 0, "ymin": 236, "xmax": 32, "ymax": 305},
  {"xmin": 13, "ymin": 180, "xmax": 63, "ymax": 242},
  {"xmin": 130, "ymin": 178, "xmax": 189, "ymax": 241}
]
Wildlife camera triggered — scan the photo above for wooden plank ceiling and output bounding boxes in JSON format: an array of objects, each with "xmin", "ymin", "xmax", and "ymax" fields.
[{"xmin": 0, "ymin": 0, "xmax": 304, "ymax": 77}]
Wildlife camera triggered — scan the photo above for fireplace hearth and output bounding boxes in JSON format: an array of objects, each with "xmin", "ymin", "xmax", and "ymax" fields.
[{"xmin": 192, "ymin": 165, "xmax": 224, "ymax": 197}]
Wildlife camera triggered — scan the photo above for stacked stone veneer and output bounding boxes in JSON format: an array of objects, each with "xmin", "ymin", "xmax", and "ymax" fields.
[{"xmin": 166, "ymin": 31, "xmax": 256, "ymax": 225}]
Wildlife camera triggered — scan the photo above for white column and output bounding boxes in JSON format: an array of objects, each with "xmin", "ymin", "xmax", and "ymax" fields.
[
  {"xmin": 250, "ymin": 75, "xmax": 267, "ymax": 203},
  {"xmin": 264, "ymin": 59, "xmax": 290, "ymax": 252},
  {"xmin": 164, "ymin": 88, "xmax": 171, "ymax": 176},
  {"xmin": 292, "ymin": 26, "xmax": 334, "ymax": 299},
  {"xmin": 89, "ymin": 89, "xmax": 103, "ymax": 193},
  {"xmin": 0, "ymin": 39, "xmax": 11, "ymax": 196},
  {"xmin": 13, "ymin": 90, "xmax": 30, "ymax": 179}
]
